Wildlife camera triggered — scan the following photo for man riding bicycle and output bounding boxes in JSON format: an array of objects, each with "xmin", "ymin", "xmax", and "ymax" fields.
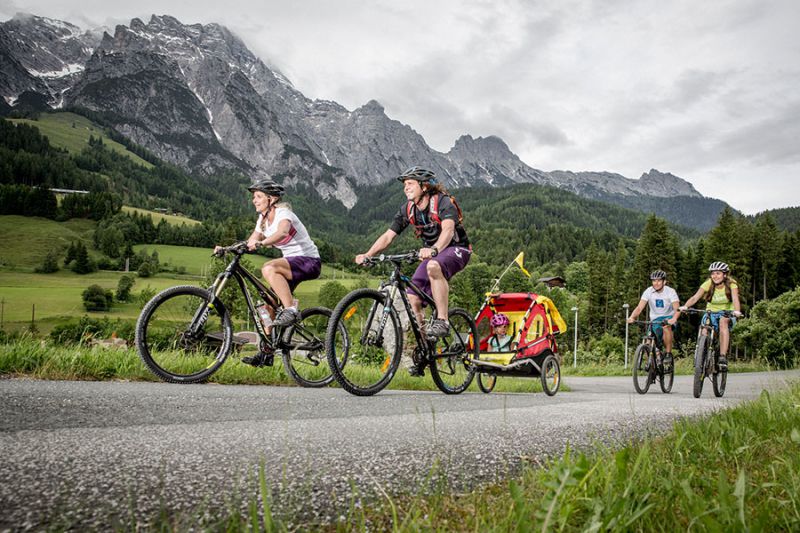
[
  {"xmin": 680, "ymin": 261, "xmax": 742, "ymax": 371},
  {"xmin": 355, "ymin": 167, "xmax": 471, "ymax": 373},
  {"xmin": 627, "ymin": 270, "xmax": 680, "ymax": 371}
]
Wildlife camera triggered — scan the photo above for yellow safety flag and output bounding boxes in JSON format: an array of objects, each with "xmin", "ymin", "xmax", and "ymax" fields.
[{"xmin": 514, "ymin": 251, "xmax": 531, "ymax": 277}]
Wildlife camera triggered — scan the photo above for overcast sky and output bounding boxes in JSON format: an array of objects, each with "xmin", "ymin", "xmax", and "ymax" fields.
[{"xmin": 2, "ymin": 0, "xmax": 798, "ymax": 214}]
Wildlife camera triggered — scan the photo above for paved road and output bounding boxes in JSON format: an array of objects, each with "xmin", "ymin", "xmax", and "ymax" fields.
[{"xmin": 1, "ymin": 370, "xmax": 799, "ymax": 529}]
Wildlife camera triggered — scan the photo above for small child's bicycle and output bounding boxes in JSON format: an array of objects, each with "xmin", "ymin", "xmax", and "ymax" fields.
[
  {"xmin": 630, "ymin": 320, "xmax": 674, "ymax": 394},
  {"xmin": 135, "ymin": 241, "xmax": 341, "ymax": 386}
]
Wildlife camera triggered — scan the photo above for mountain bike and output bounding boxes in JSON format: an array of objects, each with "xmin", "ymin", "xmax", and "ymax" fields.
[
  {"xmin": 325, "ymin": 251, "xmax": 478, "ymax": 396},
  {"xmin": 135, "ymin": 241, "xmax": 343, "ymax": 386},
  {"xmin": 630, "ymin": 320, "xmax": 674, "ymax": 394},
  {"xmin": 682, "ymin": 308, "xmax": 734, "ymax": 398}
]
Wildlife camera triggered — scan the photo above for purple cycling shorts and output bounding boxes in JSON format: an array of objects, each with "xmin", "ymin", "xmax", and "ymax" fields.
[
  {"xmin": 286, "ymin": 256, "xmax": 322, "ymax": 292},
  {"xmin": 408, "ymin": 246, "xmax": 472, "ymax": 304}
]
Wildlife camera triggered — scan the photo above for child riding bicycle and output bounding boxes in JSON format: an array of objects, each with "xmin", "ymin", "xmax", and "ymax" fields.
[
  {"xmin": 626, "ymin": 270, "xmax": 680, "ymax": 371},
  {"xmin": 679, "ymin": 261, "xmax": 742, "ymax": 371},
  {"xmin": 214, "ymin": 178, "xmax": 321, "ymax": 367}
]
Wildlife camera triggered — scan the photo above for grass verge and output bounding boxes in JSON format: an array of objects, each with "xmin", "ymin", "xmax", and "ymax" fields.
[{"xmin": 0, "ymin": 338, "xmax": 564, "ymax": 393}]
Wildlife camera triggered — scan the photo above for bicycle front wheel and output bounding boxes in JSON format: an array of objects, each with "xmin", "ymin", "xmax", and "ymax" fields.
[
  {"xmin": 659, "ymin": 360, "xmax": 674, "ymax": 393},
  {"xmin": 326, "ymin": 288, "xmax": 402, "ymax": 396},
  {"xmin": 429, "ymin": 308, "xmax": 477, "ymax": 394},
  {"xmin": 632, "ymin": 344, "xmax": 652, "ymax": 394},
  {"xmin": 135, "ymin": 285, "xmax": 232, "ymax": 383},
  {"xmin": 712, "ymin": 351, "xmax": 727, "ymax": 397},
  {"xmin": 693, "ymin": 336, "xmax": 708, "ymax": 398},
  {"xmin": 282, "ymin": 307, "xmax": 341, "ymax": 388}
]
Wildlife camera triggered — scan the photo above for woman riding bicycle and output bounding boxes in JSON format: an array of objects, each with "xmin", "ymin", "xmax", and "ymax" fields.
[
  {"xmin": 354, "ymin": 166, "xmax": 471, "ymax": 375},
  {"xmin": 215, "ymin": 178, "xmax": 321, "ymax": 366},
  {"xmin": 679, "ymin": 261, "xmax": 742, "ymax": 371},
  {"xmin": 626, "ymin": 270, "xmax": 680, "ymax": 371}
]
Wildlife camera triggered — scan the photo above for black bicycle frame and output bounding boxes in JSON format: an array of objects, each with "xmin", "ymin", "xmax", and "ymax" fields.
[
  {"xmin": 207, "ymin": 252, "xmax": 282, "ymax": 345},
  {"xmin": 365, "ymin": 258, "xmax": 439, "ymax": 359}
]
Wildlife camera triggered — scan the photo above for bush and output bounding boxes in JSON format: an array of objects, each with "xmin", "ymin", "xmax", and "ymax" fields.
[
  {"xmin": 586, "ymin": 333, "xmax": 625, "ymax": 364},
  {"xmin": 49, "ymin": 316, "xmax": 135, "ymax": 345},
  {"xmin": 34, "ymin": 250, "xmax": 60, "ymax": 273},
  {"xmin": 318, "ymin": 281, "xmax": 349, "ymax": 309},
  {"xmin": 735, "ymin": 287, "xmax": 800, "ymax": 368},
  {"xmin": 82, "ymin": 284, "xmax": 113, "ymax": 312},
  {"xmin": 136, "ymin": 285, "xmax": 157, "ymax": 307},
  {"xmin": 116, "ymin": 275, "xmax": 135, "ymax": 302}
]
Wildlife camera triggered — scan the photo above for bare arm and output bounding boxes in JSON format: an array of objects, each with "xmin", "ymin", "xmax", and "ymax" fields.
[
  {"xmin": 732, "ymin": 286, "xmax": 742, "ymax": 315},
  {"xmin": 419, "ymin": 219, "xmax": 455, "ymax": 260},
  {"xmin": 681, "ymin": 287, "xmax": 706, "ymax": 310},
  {"xmin": 627, "ymin": 299, "xmax": 648, "ymax": 322},
  {"xmin": 257, "ymin": 219, "xmax": 292, "ymax": 248},
  {"xmin": 667, "ymin": 300, "xmax": 681, "ymax": 325},
  {"xmin": 356, "ymin": 229, "xmax": 398, "ymax": 264}
]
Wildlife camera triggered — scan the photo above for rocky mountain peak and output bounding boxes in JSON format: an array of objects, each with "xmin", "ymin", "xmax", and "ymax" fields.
[
  {"xmin": 1, "ymin": 12, "xmax": 715, "ymax": 212},
  {"xmin": 639, "ymin": 168, "xmax": 701, "ymax": 197},
  {"xmin": 356, "ymin": 99, "xmax": 385, "ymax": 115}
]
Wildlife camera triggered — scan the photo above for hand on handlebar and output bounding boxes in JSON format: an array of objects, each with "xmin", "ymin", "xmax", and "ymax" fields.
[{"xmin": 678, "ymin": 305, "xmax": 688, "ymax": 312}]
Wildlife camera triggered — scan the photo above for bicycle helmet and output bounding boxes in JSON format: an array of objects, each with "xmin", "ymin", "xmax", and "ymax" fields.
[
  {"xmin": 490, "ymin": 313, "xmax": 510, "ymax": 327},
  {"xmin": 247, "ymin": 179, "xmax": 285, "ymax": 197},
  {"xmin": 649, "ymin": 270, "xmax": 667, "ymax": 280},
  {"xmin": 396, "ymin": 166, "xmax": 438, "ymax": 185},
  {"xmin": 708, "ymin": 261, "xmax": 729, "ymax": 273}
]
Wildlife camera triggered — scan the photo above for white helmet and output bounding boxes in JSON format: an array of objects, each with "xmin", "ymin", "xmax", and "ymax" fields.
[{"xmin": 708, "ymin": 261, "xmax": 729, "ymax": 273}]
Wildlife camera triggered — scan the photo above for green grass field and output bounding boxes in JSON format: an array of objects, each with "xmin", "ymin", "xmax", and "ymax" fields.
[
  {"xmin": 121, "ymin": 206, "xmax": 200, "ymax": 226},
  {"xmin": 0, "ymin": 215, "xmax": 97, "ymax": 268},
  {"xmin": 0, "ymin": 265, "xmax": 367, "ymax": 333},
  {"xmin": 9, "ymin": 112, "xmax": 153, "ymax": 168}
]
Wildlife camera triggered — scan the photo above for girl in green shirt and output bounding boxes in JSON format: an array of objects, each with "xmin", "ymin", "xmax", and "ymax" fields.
[{"xmin": 680, "ymin": 261, "xmax": 742, "ymax": 371}]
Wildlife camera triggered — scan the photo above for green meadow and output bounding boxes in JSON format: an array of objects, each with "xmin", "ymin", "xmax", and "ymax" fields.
[
  {"xmin": 121, "ymin": 206, "xmax": 201, "ymax": 226},
  {"xmin": 0, "ymin": 215, "xmax": 96, "ymax": 267},
  {"xmin": 9, "ymin": 111, "xmax": 153, "ymax": 168}
]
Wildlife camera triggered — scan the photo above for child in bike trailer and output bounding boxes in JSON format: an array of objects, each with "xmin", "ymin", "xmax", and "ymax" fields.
[
  {"xmin": 488, "ymin": 313, "xmax": 517, "ymax": 352},
  {"xmin": 355, "ymin": 166, "xmax": 472, "ymax": 376},
  {"xmin": 215, "ymin": 178, "xmax": 321, "ymax": 367},
  {"xmin": 680, "ymin": 261, "xmax": 742, "ymax": 371},
  {"xmin": 626, "ymin": 270, "xmax": 680, "ymax": 371}
]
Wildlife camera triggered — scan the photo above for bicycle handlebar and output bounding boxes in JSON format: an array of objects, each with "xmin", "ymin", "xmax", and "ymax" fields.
[
  {"xmin": 680, "ymin": 308, "xmax": 738, "ymax": 317},
  {"xmin": 361, "ymin": 251, "xmax": 419, "ymax": 267},
  {"xmin": 212, "ymin": 241, "xmax": 249, "ymax": 258}
]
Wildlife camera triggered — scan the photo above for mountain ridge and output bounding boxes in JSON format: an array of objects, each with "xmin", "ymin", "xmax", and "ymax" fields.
[{"xmin": 1, "ymin": 12, "xmax": 727, "ymax": 228}]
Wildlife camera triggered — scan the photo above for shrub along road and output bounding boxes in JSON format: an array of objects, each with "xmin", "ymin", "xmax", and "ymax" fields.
[{"xmin": 1, "ymin": 370, "xmax": 798, "ymax": 529}]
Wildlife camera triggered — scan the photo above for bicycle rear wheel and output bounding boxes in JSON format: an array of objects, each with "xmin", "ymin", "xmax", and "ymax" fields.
[
  {"xmin": 282, "ymin": 307, "xmax": 342, "ymax": 388},
  {"xmin": 429, "ymin": 308, "xmax": 477, "ymax": 394},
  {"xmin": 326, "ymin": 288, "xmax": 402, "ymax": 396},
  {"xmin": 135, "ymin": 285, "xmax": 231, "ymax": 383},
  {"xmin": 632, "ymin": 344, "xmax": 652, "ymax": 394},
  {"xmin": 693, "ymin": 336, "xmax": 708, "ymax": 398}
]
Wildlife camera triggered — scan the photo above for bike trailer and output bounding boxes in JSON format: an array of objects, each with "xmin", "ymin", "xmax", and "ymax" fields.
[{"xmin": 474, "ymin": 292, "xmax": 567, "ymax": 372}]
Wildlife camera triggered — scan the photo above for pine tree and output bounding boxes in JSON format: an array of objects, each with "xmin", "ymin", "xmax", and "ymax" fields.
[
  {"xmin": 632, "ymin": 215, "xmax": 680, "ymax": 284},
  {"xmin": 752, "ymin": 214, "xmax": 781, "ymax": 301}
]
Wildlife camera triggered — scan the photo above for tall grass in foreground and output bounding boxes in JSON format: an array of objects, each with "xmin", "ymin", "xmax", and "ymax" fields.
[{"xmin": 352, "ymin": 383, "xmax": 800, "ymax": 532}]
